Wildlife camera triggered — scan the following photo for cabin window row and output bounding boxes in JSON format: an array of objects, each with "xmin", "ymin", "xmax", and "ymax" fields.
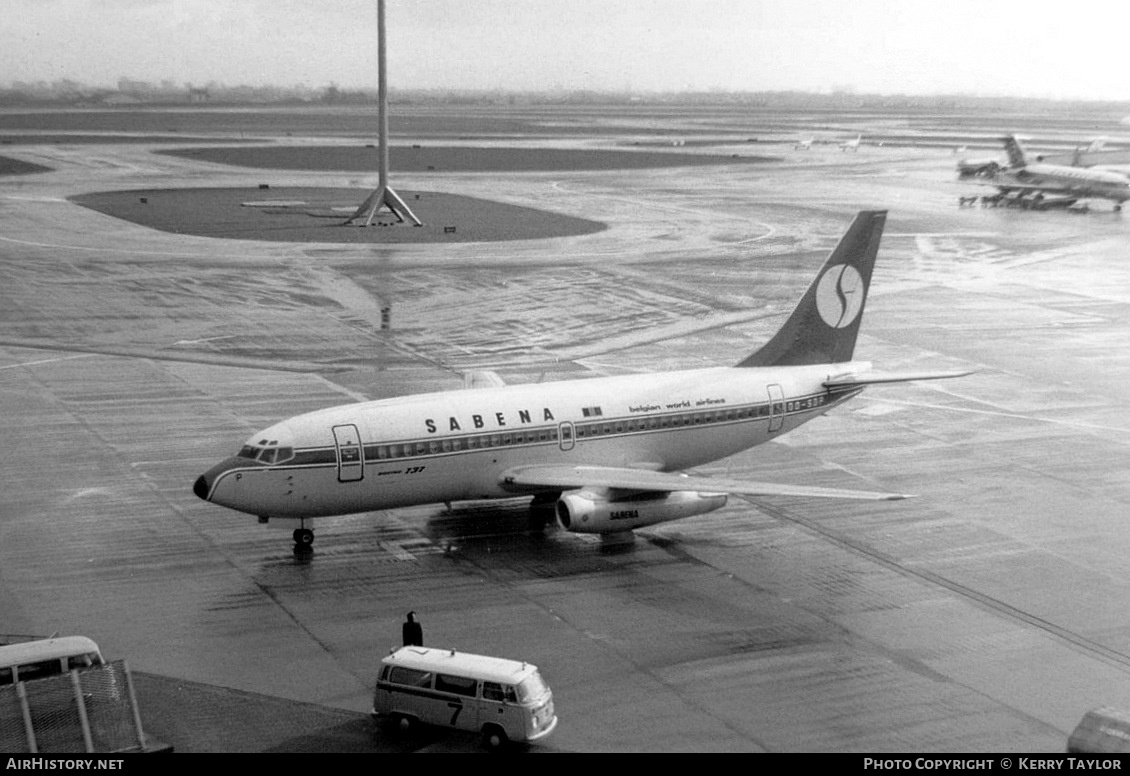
[
  {"xmin": 576, "ymin": 409, "xmax": 746, "ymax": 437},
  {"xmin": 373, "ymin": 427, "xmax": 560, "ymax": 459},
  {"xmin": 573, "ymin": 400, "xmax": 817, "ymax": 438},
  {"xmin": 365, "ymin": 396, "xmax": 826, "ymax": 461}
]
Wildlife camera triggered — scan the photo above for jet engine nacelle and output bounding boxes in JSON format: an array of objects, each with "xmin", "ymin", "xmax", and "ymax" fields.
[{"xmin": 555, "ymin": 490, "xmax": 728, "ymax": 534}]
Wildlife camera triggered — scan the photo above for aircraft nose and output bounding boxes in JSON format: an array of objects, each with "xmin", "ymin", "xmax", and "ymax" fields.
[
  {"xmin": 193, "ymin": 474, "xmax": 211, "ymax": 501},
  {"xmin": 193, "ymin": 456, "xmax": 262, "ymax": 512}
]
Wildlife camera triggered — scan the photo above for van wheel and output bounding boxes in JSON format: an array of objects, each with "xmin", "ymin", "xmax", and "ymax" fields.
[{"xmin": 481, "ymin": 724, "xmax": 508, "ymax": 750}]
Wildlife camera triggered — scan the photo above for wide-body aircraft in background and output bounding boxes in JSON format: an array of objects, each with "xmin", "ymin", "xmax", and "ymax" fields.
[{"xmin": 194, "ymin": 211, "xmax": 968, "ymax": 550}]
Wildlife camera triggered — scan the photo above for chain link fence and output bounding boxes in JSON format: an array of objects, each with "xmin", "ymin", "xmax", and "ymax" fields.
[{"xmin": 0, "ymin": 660, "xmax": 147, "ymax": 753}]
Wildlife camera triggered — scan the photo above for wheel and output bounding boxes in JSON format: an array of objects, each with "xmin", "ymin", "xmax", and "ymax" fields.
[
  {"xmin": 481, "ymin": 724, "xmax": 508, "ymax": 750},
  {"xmin": 390, "ymin": 713, "xmax": 415, "ymax": 734},
  {"xmin": 293, "ymin": 528, "xmax": 314, "ymax": 548}
]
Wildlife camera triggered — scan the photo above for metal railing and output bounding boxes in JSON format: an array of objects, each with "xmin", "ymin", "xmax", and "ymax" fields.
[{"xmin": 0, "ymin": 660, "xmax": 147, "ymax": 753}]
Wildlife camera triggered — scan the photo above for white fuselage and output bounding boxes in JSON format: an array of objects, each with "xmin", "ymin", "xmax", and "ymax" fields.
[
  {"xmin": 998, "ymin": 163, "xmax": 1130, "ymax": 202},
  {"xmin": 198, "ymin": 363, "xmax": 864, "ymax": 520}
]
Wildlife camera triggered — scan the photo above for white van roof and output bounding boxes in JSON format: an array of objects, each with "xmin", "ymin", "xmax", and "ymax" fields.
[
  {"xmin": 0, "ymin": 636, "xmax": 102, "ymax": 668},
  {"xmin": 383, "ymin": 646, "xmax": 540, "ymax": 685}
]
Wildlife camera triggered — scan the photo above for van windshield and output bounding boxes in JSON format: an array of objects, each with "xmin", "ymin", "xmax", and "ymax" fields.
[
  {"xmin": 516, "ymin": 672, "xmax": 548, "ymax": 702},
  {"xmin": 68, "ymin": 652, "xmax": 103, "ymax": 669}
]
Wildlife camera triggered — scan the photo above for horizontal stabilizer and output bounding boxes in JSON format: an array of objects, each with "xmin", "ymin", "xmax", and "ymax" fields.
[
  {"xmin": 824, "ymin": 369, "xmax": 974, "ymax": 389},
  {"xmin": 500, "ymin": 464, "xmax": 911, "ymax": 501}
]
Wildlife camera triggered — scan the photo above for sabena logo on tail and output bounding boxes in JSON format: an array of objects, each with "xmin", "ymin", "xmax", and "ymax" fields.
[{"xmin": 815, "ymin": 264, "xmax": 865, "ymax": 329}]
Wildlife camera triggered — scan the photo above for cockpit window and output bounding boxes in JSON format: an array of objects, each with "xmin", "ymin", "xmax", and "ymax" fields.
[
  {"xmin": 259, "ymin": 447, "xmax": 294, "ymax": 465},
  {"xmin": 236, "ymin": 444, "xmax": 294, "ymax": 465}
]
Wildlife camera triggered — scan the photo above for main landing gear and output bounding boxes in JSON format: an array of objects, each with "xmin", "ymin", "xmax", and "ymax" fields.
[
  {"xmin": 528, "ymin": 493, "xmax": 560, "ymax": 532},
  {"xmin": 600, "ymin": 530, "xmax": 636, "ymax": 548}
]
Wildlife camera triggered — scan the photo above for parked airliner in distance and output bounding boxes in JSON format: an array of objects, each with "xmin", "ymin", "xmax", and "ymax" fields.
[
  {"xmin": 972, "ymin": 135, "xmax": 1130, "ymax": 211},
  {"xmin": 840, "ymin": 134, "xmax": 863, "ymax": 151},
  {"xmin": 194, "ymin": 211, "xmax": 969, "ymax": 550}
]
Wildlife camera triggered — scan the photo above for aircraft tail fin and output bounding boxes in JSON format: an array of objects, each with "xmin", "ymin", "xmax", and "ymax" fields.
[
  {"xmin": 737, "ymin": 210, "xmax": 886, "ymax": 368},
  {"xmin": 1003, "ymin": 135, "xmax": 1029, "ymax": 167}
]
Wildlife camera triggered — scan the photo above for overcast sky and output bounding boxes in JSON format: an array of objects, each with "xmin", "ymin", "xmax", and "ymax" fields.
[{"xmin": 4, "ymin": 0, "xmax": 1130, "ymax": 100}]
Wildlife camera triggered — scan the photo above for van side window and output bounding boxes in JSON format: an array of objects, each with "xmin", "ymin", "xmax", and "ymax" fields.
[
  {"xmin": 482, "ymin": 681, "xmax": 505, "ymax": 702},
  {"xmin": 17, "ymin": 660, "xmax": 62, "ymax": 682},
  {"xmin": 0, "ymin": 667, "xmax": 11, "ymax": 685},
  {"xmin": 389, "ymin": 667, "xmax": 432, "ymax": 688},
  {"xmin": 435, "ymin": 673, "xmax": 477, "ymax": 697}
]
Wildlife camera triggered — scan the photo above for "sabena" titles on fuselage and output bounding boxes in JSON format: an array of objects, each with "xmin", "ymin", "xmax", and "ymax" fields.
[{"xmin": 424, "ymin": 407, "xmax": 557, "ymax": 434}]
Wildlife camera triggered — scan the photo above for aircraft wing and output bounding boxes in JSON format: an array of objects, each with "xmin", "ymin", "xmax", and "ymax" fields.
[
  {"xmin": 462, "ymin": 370, "xmax": 507, "ymax": 389},
  {"xmin": 824, "ymin": 369, "xmax": 973, "ymax": 389},
  {"xmin": 967, "ymin": 177, "xmax": 1021, "ymax": 187},
  {"xmin": 499, "ymin": 464, "xmax": 911, "ymax": 501}
]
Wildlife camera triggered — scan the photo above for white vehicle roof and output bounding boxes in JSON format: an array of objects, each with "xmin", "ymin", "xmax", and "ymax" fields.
[
  {"xmin": 0, "ymin": 636, "xmax": 102, "ymax": 668},
  {"xmin": 383, "ymin": 646, "xmax": 541, "ymax": 685}
]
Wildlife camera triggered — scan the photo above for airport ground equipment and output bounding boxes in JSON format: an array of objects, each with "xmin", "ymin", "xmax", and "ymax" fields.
[
  {"xmin": 1067, "ymin": 707, "xmax": 1130, "ymax": 754},
  {"xmin": 373, "ymin": 646, "xmax": 557, "ymax": 749}
]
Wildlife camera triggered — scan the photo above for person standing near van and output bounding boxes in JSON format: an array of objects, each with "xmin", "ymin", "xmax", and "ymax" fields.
[{"xmin": 402, "ymin": 611, "xmax": 423, "ymax": 646}]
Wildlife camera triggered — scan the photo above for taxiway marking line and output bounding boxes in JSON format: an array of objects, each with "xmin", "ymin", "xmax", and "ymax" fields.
[
  {"xmin": 548, "ymin": 180, "xmax": 777, "ymax": 241},
  {"xmin": 864, "ymin": 396, "xmax": 1130, "ymax": 437},
  {"xmin": 0, "ymin": 232, "xmax": 271, "ymax": 260},
  {"xmin": 0, "ymin": 353, "xmax": 98, "ymax": 370},
  {"xmin": 174, "ymin": 336, "xmax": 237, "ymax": 345}
]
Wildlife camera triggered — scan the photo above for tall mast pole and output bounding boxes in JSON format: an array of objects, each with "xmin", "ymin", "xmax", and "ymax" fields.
[
  {"xmin": 345, "ymin": 0, "xmax": 421, "ymax": 227},
  {"xmin": 377, "ymin": 0, "xmax": 389, "ymax": 195}
]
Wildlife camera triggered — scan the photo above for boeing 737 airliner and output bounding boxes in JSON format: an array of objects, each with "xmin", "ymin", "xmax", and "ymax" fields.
[{"xmin": 194, "ymin": 211, "xmax": 968, "ymax": 549}]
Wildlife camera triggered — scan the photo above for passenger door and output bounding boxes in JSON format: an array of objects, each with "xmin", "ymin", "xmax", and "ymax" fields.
[
  {"xmin": 558, "ymin": 421, "xmax": 575, "ymax": 452},
  {"xmin": 767, "ymin": 384, "xmax": 786, "ymax": 433},
  {"xmin": 435, "ymin": 673, "xmax": 478, "ymax": 731},
  {"xmin": 332, "ymin": 424, "xmax": 364, "ymax": 482},
  {"xmin": 481, "ymin": 681, "xmax": 522, "ymax": 740}
]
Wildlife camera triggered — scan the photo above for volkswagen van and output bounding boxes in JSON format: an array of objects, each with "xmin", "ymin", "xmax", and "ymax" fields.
[{"xmin": 372, "ymin": 646, "xmax": 557, "ymax": 748}]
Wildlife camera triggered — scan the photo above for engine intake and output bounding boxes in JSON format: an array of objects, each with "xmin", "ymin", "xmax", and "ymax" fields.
[{"xmin": 556, "ymin": 490, "xmax": 727, "ymax": 534}]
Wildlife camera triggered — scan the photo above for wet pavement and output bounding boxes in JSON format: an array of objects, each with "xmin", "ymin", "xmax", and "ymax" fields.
[{"xmin": 1, "ymin": 106, "xmax": 1129, "ymax": 751}]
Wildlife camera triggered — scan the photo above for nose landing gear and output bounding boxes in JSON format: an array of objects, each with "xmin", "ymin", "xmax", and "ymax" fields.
[
  {"xmin": 293, "ymin": 524, "xmax": 314, "ymax": 552},
  {"xmin": 262, "ymin": 515, "xmax": 316, "ymax": 553}
]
